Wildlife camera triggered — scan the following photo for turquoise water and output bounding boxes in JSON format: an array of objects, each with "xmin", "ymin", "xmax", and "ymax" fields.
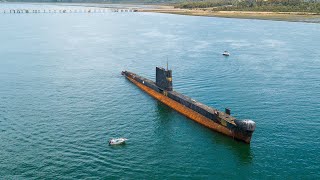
[{"xmin": 0, "ymin": 3, "xmax": 320, "ymax": 179}]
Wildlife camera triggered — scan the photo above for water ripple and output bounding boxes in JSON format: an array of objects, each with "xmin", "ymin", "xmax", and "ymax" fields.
[{"xmin": 0, "ymin": 4, "xmax": 320, "ymax": 179}]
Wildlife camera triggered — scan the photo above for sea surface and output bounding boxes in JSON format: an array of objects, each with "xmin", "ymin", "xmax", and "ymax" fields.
[{"xmin": 0, "ymin": 3, "xmax": 319, "ymax": 179}]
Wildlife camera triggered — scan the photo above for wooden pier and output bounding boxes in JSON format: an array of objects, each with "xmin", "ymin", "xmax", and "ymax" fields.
[{"xmin": 1, "ymin": 8, "xmax": 138, "ymax": 14}]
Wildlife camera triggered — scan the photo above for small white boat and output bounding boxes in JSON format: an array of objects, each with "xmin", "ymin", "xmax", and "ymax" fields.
[
  {"xmin": 109, "ymin": 138, "xmax": 128, "ymax": 145},
  {"xmin": 222, "ymin": 51, "xmax": 230, "ymax": 56}
]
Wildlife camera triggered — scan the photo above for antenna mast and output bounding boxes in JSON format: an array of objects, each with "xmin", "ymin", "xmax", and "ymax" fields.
[{"xmin": 166, "ymin": 56, "xmax": 168, "ymax": 70}]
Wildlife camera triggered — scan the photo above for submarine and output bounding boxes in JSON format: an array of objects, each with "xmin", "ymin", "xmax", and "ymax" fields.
[{"xmin": 121, "ymin": 66, "xmax": 256, "ymax": 143}]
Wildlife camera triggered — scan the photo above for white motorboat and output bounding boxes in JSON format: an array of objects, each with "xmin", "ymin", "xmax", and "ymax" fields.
[
  {"xmin": 222, "ymin": 51, "xmax": 230, "ymax": 56},
  {"xmin": 109, "ymin": 138, "xmax": 128, "ymax": 145}
]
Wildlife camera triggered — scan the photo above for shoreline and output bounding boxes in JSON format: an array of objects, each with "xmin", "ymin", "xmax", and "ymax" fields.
[
  {"xmin": 2, "ymin": 2, "xmax": 320, "ymax": 23},
  {"xmin": 138, "ymin": 6, "xmax": 320, "ymax": 23}
]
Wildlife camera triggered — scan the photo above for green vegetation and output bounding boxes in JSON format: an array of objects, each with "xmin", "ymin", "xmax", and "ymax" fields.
[{"xmin": 175, "ymin": 0, "xmax": 320, "ymax": 13}]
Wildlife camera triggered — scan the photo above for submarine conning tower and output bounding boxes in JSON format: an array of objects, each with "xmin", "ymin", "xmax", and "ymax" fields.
[{"xmin": 156, "ymin": 67, "xmax": 172, "ymax": 91}]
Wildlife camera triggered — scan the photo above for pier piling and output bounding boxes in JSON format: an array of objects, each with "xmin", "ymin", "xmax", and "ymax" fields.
[{"xmin": 1, "ymin": 8, "xmax": 137, "ymax": 14}]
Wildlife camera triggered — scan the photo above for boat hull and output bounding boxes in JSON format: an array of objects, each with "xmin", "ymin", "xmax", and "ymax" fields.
[{"xmin": 124, "ymin": 73, "xmax": 253, "ymax": 143}]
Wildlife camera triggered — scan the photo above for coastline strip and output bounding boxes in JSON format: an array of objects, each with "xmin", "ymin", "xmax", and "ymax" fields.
[{"xmin": 138, "ymin": 7, "xmax": 320, "ymax": 23}]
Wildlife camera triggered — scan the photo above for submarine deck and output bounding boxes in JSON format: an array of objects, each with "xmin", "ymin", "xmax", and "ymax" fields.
[{"xmin": 126, "ymin": 71, "xmax": 236, "ymax": 125}]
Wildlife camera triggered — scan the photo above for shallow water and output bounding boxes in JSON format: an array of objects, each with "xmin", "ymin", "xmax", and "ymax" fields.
[{"xmin": 0, "ymin": 3, "xmax": 319, "ymax": 179}]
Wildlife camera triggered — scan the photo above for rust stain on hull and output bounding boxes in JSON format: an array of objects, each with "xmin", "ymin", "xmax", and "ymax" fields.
[{"xmin": 126, "ymin": 76, "xmax": 241, "ymax": 140}]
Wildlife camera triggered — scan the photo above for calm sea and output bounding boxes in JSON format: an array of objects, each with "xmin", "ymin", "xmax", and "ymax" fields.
[{"xmin": 0, "ymin": 3, "xmax": 319, "ymax": 179}]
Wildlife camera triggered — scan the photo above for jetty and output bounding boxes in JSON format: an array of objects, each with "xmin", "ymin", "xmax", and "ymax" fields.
[{"xmin": 1, "ymin": 8, "xmax": 138, "ymax": 14}]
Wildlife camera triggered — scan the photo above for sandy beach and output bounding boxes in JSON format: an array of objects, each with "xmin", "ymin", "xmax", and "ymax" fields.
[{"xmin": 138, "ymin": 6, "xmax": 320, "ymax": 23}]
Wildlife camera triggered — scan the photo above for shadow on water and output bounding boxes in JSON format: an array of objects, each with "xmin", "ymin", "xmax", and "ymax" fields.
[
  {"xmin": 155, "ymin": 101, "xmax": 253, "ymax": 164},
  {"xmin": 108, "ymin": 144, "xmax": 129, "ymax": 150},
  {"xmin": 154, "ymin": 101, "xmax": 174, "ymax": 122},
  {"xmin": 213, "ymin": 135, "xmax": 253, "ymax": 164},
  {"xmin": 153, "ymin": 101, "xmax": 175, "ymax": 133}
]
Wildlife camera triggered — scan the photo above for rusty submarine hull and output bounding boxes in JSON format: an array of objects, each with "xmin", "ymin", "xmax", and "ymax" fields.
[{"xmin": 122, "ymin": 67, "xmax": 256, "ymax": 143}]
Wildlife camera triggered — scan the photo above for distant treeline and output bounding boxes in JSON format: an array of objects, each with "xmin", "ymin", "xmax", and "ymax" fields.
[{"xmin": 175, "ymin": 0, "xmax": 320, "ymax": 13}]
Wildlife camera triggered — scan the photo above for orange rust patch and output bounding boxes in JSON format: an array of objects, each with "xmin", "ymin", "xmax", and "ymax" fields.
[{"xmin": 127, "ymin": 76, "xmax": 235, "ymax": 138}]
